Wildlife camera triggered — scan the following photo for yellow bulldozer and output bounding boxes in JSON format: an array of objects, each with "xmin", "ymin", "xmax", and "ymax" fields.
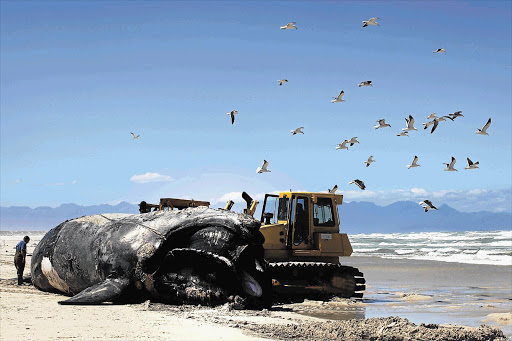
[{"xmin": 139, "ymin": 190, "xmax": 365, "ymax": 300}]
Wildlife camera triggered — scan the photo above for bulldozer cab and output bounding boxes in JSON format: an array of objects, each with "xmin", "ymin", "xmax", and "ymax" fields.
[{"xmin": 260, "ymin": 192, "xmax": 347, "ymax": 254}]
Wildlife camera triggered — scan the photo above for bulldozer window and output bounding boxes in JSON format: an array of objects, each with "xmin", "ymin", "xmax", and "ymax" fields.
[
  {"xmin": 293, "ymin": 197, "xmax": 309, "ymax": 246},
  {"xmin": 261, "ymin": 194, "xmax": 278, "ymax": 224},
  {"xmin": 277, "ymin": 197, "xmax": 289, "ymax": 221},
  {"xmin": 313, "ymin": 198, "xmax": 335, "ymax": 227}
]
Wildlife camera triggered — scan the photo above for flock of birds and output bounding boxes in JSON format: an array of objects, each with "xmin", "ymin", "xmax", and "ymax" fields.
[{"xmin": 130, "ymin": 18, "xmax": 493, "ymax": 213}]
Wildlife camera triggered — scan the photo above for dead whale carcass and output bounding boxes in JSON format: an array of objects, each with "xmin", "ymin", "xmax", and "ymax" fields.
[{"xmin": 30, "ymin": 207, "xmax": 272, "ymax": 308}]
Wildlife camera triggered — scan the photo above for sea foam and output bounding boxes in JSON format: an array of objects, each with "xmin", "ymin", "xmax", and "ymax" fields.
[{"xmin": 351, "ymin": 230, "xmax": 512, "ymax": 266}]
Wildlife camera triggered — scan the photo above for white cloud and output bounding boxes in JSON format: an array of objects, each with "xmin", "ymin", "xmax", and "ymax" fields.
[
  {"xmin": 130, "ymin": 172, "xmax": 173, "ymax": 184},
  {"xmin": 211, "ymin": 191, "xmax": 281, "ymax": 205},
  {"xmin": 410, "ymin": 188, "xmax": 426, "ymax": 195},
  {"xmin": 214, "ymin": 192, "xmax": 244, "ymax": 204}
]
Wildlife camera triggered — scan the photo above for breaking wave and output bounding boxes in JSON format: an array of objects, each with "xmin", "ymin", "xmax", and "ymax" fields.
[{"xmin": 351, "ymin": 230, "xmax": 512, "ymax": 266}]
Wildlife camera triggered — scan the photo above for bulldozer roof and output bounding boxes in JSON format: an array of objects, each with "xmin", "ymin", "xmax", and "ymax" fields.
[{"xmin": 277, "ymin": 192, "xmax": 343, "ymax": 204}]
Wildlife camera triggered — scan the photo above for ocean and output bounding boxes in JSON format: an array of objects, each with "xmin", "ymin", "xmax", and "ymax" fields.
[
  {"xmin": 2, "ymin": 229, "xmax": 511, "ymax": 266},
  {"xmin": 350, "ymin": 230, "xmax": 512, "ymax": 266}
]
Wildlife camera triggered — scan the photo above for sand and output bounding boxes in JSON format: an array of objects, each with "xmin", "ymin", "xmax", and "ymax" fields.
[{"xmin": 1, "ymin": 232, "xmax": 510, "ymax": 340}]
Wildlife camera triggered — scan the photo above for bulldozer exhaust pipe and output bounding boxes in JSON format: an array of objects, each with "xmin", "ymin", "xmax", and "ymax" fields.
[{"xmin": 242, "ymin": 191, "xmax": 258, "ymax": 217}]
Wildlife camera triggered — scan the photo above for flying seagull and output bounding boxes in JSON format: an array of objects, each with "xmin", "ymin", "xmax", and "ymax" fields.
[
  {"xmin": 278, "ymin": 79, "xmax": 288, "ymax": 86},
  {"xmin": 280, "ymin": 22, "xmax": 297, "ymax": 30},
  {"xmin": 444, "ymin": 111, "xmax": 464, "ymax": 121},
  {"xmin": 397, "ymin": 131, "xmax": 409, "ymax": 137},
  {"xmin": 335, "ymin": 140, "xmax": 349, "ymax": 150},
  {"xmin": 348, "ymin": 179, "xmax": 366, "ymax": 190},
  {"xmin": 256, "ymin": 160, "xmax": 271, "ymax": 173},
  {"xmin": 375, "ymin": 119, "xmax": 391, "ymax": 129},
  {"xmin": 433, "ymin": 48, "xmax": 446, "ymax": 53},
  {"xmin": 407, "ymin": 155, "xmax": 420, "ymax": 169},
  {"xmin": 450, "ymin": 111, "xmax": 463, "ymax": 118},
  {"xmin": 419, "ymin": 200, "xmax": 438, "ymax": 212},
  {"xmin": 130, "ymin": 132, "xmax": 140, "ymax": 140},
  {"xmin": 348, "ymin": 137, "xmax": 360, "ymax": 146},
  {"xmin": 465, "ymin": 157, "xmax": 479, "ymax": 170},
  {"xmin": 402, "ymin": 115, "xmax": 418, "ymax": 131},
  {"xmin": 443, "ymin": 156, "xmax": 458, "ymax": 172},
  {"xmin": 358, "ymin": 80, "xmax": 373, "ymax": 87},
  {"xmin": 362, "ymin": 17, "xmax": 379, "ymax": 27},
  {"xmin": 364, "ymin": 155, "xmax": 375, "ymax": 167},
  {"xmin": 475, "ymin": 118, "xmax": 491, "ymax": 135},
  {"xmin": 426, "ymin": 113, "xmax": 438, "ymax": 120},
  {"xmin": 291, "ymin": 127, "xmax": 304, "ymax": 135},
  {"xmin": 331, "ymin": 90, "xmax": 345, "ymax": 103},
  {"xmin": 422, "ymin": 120, "xmax": 435, "ymax": 130},
  {"xmin": 425, "ymin": 118, "xmax": 443, "ymax": 134},
  {"xmin": 328, "ymin": 184, "xmax": 338, "ymax": 194},
  {"xmin": 227, "ymin": 110, "xmax": 238, "ymax": 124}
]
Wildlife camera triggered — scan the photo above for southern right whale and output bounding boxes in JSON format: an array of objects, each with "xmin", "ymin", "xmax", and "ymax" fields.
[{"xmin": 30, "ymin": 207, "xmax": 272, "ymax": 308}]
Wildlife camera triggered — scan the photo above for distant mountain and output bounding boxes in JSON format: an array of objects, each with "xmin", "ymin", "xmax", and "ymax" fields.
[
  {"xmin": 339, "ymin": 201, "xmax": 512, "ymax": 233},
  {"xmin": 0, "ymin": 201, "xmax": 510, "ymax": 232},
  {"xmin": 0, "ymin": 202, "xmax": 139, "ymax": 230}
]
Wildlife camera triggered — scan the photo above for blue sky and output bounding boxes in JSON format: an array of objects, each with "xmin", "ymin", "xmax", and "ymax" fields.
[{"xmin": 1, "ymin": 1, "xmax": 511, "ymax": 213}]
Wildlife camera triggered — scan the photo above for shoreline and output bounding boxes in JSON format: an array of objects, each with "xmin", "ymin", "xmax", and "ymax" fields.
[{"xmin": 1, "ymin": 234, "xmax": 511, "ymax": 340}]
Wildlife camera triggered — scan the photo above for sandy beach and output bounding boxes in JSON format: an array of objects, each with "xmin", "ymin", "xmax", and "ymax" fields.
[{"xmin": 1, "ymin": 231, "xmax": 510, "ymax": 340}]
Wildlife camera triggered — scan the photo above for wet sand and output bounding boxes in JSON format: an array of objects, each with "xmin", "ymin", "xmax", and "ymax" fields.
[
  {"xmin": 341, "ymin": 256, "xmax": 512, "ymax": 336},
  {"xmin": 1, "ymin": 232, "xmax": 509, "ymax": 340}
]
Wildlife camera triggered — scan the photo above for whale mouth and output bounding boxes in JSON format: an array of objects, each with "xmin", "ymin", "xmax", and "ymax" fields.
[
  {"xmin": 154, "ymin": 248, "xmax": 238, "ymax": 306},
  {"xmin": 153, "ymin": 243, "xmax": 270, "ymax": 308}
]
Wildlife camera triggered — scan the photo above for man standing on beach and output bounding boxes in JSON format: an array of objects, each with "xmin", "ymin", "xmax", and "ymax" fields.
[{"xmin": 14, "ymin": 236, "xmax": 30, "ymax": 285}]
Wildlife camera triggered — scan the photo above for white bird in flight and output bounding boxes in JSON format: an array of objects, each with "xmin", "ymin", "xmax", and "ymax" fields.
[
  {"xmin": 443, "ymin": 156, "xmax": 458, "ymax": 172},
  {"xmin": 256, "ymin": 160, "xmax": 271, "ymax": 173},
  {"xmin": 375, "ymin": 119, "xmax": 391, "ymax": 129},
  {"xmin": 422, "ymin": 120, "xmax": 435, "ymax": 130},
  {"xmin": 426, "ymin": 113, "xmax": 438, "ymax": 120},
  {"xmin": 424, "ymin": 118, "xmax": 444, "ymax": 134},
  {"xmin": 328, "ymin": 184, "xmax": 338, "ymax": 194},
  {"xmin": 397, "ymin": 131, "xmax": 409, "ymax": 137},
  {"xmin": 362, "ymin": 17, "xmax": 380, "ymax": 27},
  {"xmin": 227, "ymin": 110, "xmax": 238, "ymax": 124},
  {"xmin": 336, "ymin": 140, "xmax": 349, "ymax": 150},
  {"xmin": 419, "ymin": 200, "xmax": 438, "ymax": 212},
  {"xmin": 280, "ymin": 22, "xmax": 297, "ymax": 30},
  {"xmin": 402, "ymin": 115, "xmax": 418, "ymax": 131},
  {"xmin": 475, "ymin": 118, "xmax": 491, "ymax": 135},
  {"xmin": 364, "ymin": 155, "xmax": 375, "ymax": 167},
  {"xmin": 445, "ymin": 111, "xmax": 463, "ymax": 121},
  {"xmin": 433, "ymin": 48, "xmax": 446, "ymax": 53},
  {"xmin": 407, "ymin": 155, "xmax": 420, "ymax": 169},
  {"xmin": 278, "ymin": 79, "xmax": 288, "ymax": 86},
  {"xmin": 331, "ymin": 90, "xmax": 345, "ymax": 103},
  {"xmin": 348, "ymin": 137, "xmax": 360, "ymax": 146},
  {"xmin": 465, "ymin": 158, "xmax": 479, "ymax": 170},
  {"xmin": 130, "ymin": 132, "xmax": 140, "ymax": 140},
  {"xmin": 348, "ymin": 179, "xmax": 366, "ymax": 190},
  {"xmin": 358, "ymin": 80, "xmax": 373, "ymax": 87},
  {"xmin": 291, "ymin": 127, "xmax": 304, "ymax": 135}
]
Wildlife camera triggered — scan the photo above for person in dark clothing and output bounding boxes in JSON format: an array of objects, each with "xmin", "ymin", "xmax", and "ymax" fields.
[{"xmin": 14, "ymin": 236, "xmax": 30, "ymax": 285}]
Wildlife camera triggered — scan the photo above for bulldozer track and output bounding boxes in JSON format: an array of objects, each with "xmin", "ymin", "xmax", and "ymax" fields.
[{"xmin": 267, "ymin": 262, "xmax": 365, "ymax": 299}]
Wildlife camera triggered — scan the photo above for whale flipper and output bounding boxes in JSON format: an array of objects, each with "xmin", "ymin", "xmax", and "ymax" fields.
[{"xmin": 58, "ymin": 277, "xmax": 130, "ymax": 305}]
